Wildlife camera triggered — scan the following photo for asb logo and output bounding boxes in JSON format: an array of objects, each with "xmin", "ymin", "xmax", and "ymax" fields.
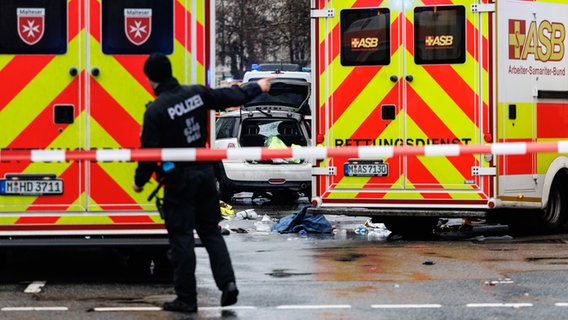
[
  {"xmin": 425, "ymin": 35, "xmax": 453, "ymax": 47},
  {"xmin": 508, "ymin": 19, "xmax": 565, "ymax": 62},
  {"xmin": 351, "ymin": 37, "xmax": 379, "ymax": 49},
  {"xmin": 17, "ymin": 8, "xmax": 45, "ymax": 45},
  {"xmin": 124, "ymin": 8, "xmax": 152, "ymax": 46}
]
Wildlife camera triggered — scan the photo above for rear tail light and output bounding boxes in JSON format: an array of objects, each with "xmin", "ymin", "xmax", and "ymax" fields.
[
  {"xmin": 268, "ymin": 179, "xmax": 286, "ymax": 185},
  {"xmin": 316, "ymin": 134, "xmax": 325, "ymax": 144}
]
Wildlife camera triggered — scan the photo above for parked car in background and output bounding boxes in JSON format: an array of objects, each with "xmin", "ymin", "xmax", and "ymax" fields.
[{"xmin": 213, "ymin": 79, "xmax": 312, "ymax": 202}]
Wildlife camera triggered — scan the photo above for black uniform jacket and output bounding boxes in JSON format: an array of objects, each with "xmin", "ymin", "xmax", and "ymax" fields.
[{"xmin": 134, "ymin": 77, "xmax": 262, "ymax": 187}]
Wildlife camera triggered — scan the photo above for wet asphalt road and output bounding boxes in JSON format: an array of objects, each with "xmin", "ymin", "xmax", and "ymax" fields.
[{"xmin": 1, "ymin": 194, "xmax": 568, "ymax": 319}]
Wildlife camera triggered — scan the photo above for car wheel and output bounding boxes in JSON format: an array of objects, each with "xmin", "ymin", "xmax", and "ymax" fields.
[
  {"xmin": 269, "ymin": 191, "xmax": 300, "ymax": 203},
  {"xmin": 215, "ymin": 165, "xmax": 234, "ymax": 203}
]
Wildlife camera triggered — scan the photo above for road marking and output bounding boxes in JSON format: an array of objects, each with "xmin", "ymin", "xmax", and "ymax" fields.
[
  {"xmin": 2, "ymin": 307, "xmax": 68, "ymax": 311},
  {"xmin": 466, "ymin": 303, "xmax": 533, "ymax": 308},
  {"xmin": 277, "ymin": 305, "xmax": 351, "ymax": 309},
  {"xmin": 24, "ymin": 281, "xmax": 46, "ymax": 294},
  {"xmin": 94, "ymin": 307, "xmax": 162, "ymax": 312},
  {"xmin": 371, "ymin": 304, "xmax": 442, "ymax": 309},
  {"xmin": 555, "ymin": 303, "xmax": 568, "ymax": 307}
]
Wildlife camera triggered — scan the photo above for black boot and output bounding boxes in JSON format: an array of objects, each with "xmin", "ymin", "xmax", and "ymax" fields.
[{"xmin": 221, "ymin": 282, "xmax": 239, "ymax": 306}]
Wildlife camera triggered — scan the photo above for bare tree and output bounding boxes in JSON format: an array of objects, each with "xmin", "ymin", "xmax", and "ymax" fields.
[
  {"xmin": 273, "ymin": 0, "xmax": 310, "ymax": 65},
  {"xmin": 216, "ymin": 0, "xmax": 310, "ymax": 79}
]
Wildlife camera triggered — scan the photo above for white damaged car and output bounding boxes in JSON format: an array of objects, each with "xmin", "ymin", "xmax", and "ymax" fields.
[{"xmin": 213, "ymin": 80, "xmax": 312, "ymax": 202}]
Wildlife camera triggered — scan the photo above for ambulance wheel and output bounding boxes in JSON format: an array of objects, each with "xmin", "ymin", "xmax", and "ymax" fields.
[
  {"xmin": 381, "ymin": 217, "xmax": 438, "ymax": 239},
  {"xmin": 507, "ymin": 173, "xmax": 568, "ymax": 236},
  {"xmin": 540, "ymin": 174, "xmax": 568, "ymax": 233}
]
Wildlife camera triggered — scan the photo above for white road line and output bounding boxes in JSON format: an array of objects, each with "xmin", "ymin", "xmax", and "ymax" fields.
[
  {"xmin": 2, "ymin": 307, "xmax": 68, "ymax": 311},
  {"xmin": 371, "ymin": 304, "xmax": 442, "ymax": 309},
  {"xmin": 466, "ymin": 303, "xmax": 533, "ymax": 308},
  {"xmin": 277, "ymin": 305, "xmax": 351, "ymax": 310},
  {"xmin": 24, "ymin": 281, "xmax": 46, "ymax": 294},
  {"xmin": 555, "ymin": 303, "xmax": 568, "ymax": 307},
  {"xmin": 94, "ymin": 307, "xmax": 162, "ymax": 312}
]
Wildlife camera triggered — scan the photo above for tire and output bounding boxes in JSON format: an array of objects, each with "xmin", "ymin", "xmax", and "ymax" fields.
[
  {"xmin": 215, "ymin": 165, "xmax": 234, "ymax": 203},
  {"xmin": 269, "ymin": 191, "xmax": 300, "ymax": 203},
  {"xmin": 381, "ymin": 217, "xmax": 438, "ymax": 240},
  {"xmin": 508, "ymin": 173, "xmax": 568, "ymax": 236},
  {"xmin": 541, "ymin": 175, "xmax": 568, "ymax": 233}
]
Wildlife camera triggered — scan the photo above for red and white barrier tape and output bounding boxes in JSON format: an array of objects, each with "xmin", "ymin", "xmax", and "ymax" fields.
[{"xmin": 1, "ymin": 142, "xmax": 568, "ymax": 162}]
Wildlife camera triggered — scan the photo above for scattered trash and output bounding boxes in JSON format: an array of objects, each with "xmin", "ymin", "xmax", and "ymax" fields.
[
  {"xmin": 220, "ymin": 201, "xmax": 235, "ymax": 220},
  {"xmin": 355, "ymin": 226, "xmax": 369, "ymax": 235},
  {"xmin": 422, "ymin": 260, "xmax": 435, "ymax": 265},
  {"xmin": 236, "ymin": 209, "xmax": 258, "ymax": 220},
  {"xmin": 364, "ymin": 219, "xmax": 382, "ymax": 228},
  {"xmin": 255, "ymin": 214, "xmax": 273, "ymax": 232},
  {"xmin": 218, "ymin": 224, "xmax": 231, "ymax": 235},
  {"xmin": 436, "ymin": 218, "xmax": 473, "ymax": 232},
  {"xmin": 349, "ymin": 219, "xmax": 391, "ymax": 239}
]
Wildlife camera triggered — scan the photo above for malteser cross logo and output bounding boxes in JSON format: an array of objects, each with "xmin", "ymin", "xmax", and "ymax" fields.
[
  {"xmin": 124, "ymin": 8, "xmax": 152, "ymax": 46},
  {"xmin": 508, "ymin": 19, "xmax": 565, "ymax": 62},
  {"xmin": 17, "ymin": 8, "xmax": 45, "ymax": 45}
]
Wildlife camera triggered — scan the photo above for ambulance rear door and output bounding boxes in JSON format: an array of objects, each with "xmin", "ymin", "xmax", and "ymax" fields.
[
  {"xmin": 0, "ymin": 0, "xmax": 83, "ymax": 212},
  {"xmin": 313, "ymin": 0, "xmax": 490, "ymax": 207},
  {"xmin": 85, "ymin": 0, "xmax": 175, "ymax": 212}
]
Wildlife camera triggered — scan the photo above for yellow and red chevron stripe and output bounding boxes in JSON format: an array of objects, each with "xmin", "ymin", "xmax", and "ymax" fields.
[
  {"xmin": 315, "ymin": 0, "xmax": 491, "ymax": 206},
  {"xmin": 0, "ymin": 0, "xmax": 209, "ymax": 234}
]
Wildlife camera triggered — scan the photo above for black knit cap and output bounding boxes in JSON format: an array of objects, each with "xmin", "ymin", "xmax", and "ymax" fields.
[{"xmin": 144, "ymin": 53, "xmax": 172, "ymax": 82}]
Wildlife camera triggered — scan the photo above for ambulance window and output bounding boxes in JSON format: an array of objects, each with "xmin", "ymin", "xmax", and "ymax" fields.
[
  {"xmin": 414, "ymin": 6, "xmax": 466, "ymax": 65},
  {"xmin": 101, "ymin": 0, "xmax": 173, "ymax": 55},
  {"xmin": 340, "ymin": 8, "xmax": 390, "ymax": 66},
  {"xmin": 0, "ymin": 0, "xmax": 67, "ymax": 54}
]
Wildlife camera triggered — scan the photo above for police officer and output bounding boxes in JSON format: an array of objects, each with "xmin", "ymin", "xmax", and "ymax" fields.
[{"xmin": 132, "ymin": 53, "xmax": 272, "ymax": 313}]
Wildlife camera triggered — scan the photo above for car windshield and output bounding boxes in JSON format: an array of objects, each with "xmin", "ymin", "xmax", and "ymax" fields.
[{"xmin": 244, "ymin": 82, "xmax": 308, "ymax": 108}]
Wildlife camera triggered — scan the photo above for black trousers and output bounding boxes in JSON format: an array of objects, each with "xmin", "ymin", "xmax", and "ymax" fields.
[{"xmin": 163, "ymin": 163, "xmax": 235, "ymax": 304}]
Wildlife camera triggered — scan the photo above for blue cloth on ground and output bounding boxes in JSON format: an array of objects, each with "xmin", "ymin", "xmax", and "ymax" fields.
[{"xmin": 271, "ymin": 205, "xmax": 333, "ymax": 234}]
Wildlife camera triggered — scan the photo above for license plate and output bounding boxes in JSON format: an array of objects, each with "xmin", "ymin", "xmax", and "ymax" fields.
[
  {"xmin": 344, "ymin": 162, "xmax": 388, "ymax": 177},
  {"xmin": 0, "ymin": 179, "xmax": 63, "ymax": 195}
]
